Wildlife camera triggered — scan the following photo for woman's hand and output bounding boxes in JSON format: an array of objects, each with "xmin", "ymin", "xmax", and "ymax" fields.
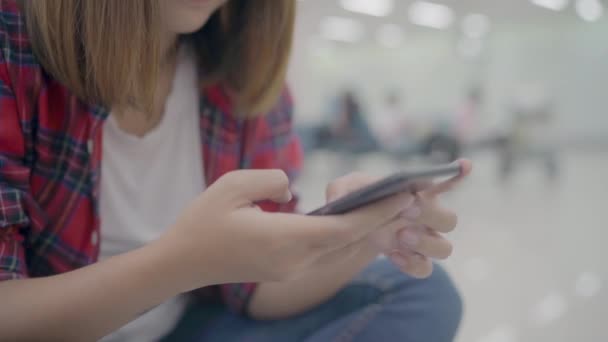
[
  {"xmin": 160, "ymin": 169, "xmax": 412, "ymax": 293},
  {"xmin": 325, "ymin": 160, "xmax": 472, "ymax": 279},
  {"xmin": 388, "ymin": 160, "xmax": 472, "ymax": 278}
]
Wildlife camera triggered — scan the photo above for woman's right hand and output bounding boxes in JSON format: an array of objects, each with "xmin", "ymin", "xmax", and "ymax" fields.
[{"xmin": 161, "ymin": 169, "xmax": 410, "ymax": 292}]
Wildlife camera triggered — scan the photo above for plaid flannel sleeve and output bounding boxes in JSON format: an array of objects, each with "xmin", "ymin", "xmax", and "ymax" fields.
[
  {"xmin": 219, "ymin": 87, "xmax": 303, "ymax": 314},
  {"xmin": 0, "ymin": 45, "xmax": 31, "ymax": 281}
]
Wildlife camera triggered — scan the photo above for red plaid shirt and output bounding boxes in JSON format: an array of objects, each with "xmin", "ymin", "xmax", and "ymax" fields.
[{"xmin": 0, "ymin": 0, "xmax": 302, "ymax": 313}]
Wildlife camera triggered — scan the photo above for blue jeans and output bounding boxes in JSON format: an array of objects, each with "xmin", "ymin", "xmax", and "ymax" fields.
[{"xmin": 164, "ymin": 259, "xmax": 463, "ymax": 342}]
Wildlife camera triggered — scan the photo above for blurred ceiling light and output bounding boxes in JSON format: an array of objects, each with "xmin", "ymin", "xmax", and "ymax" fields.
[
  {"xmin": 575, "ymin": 0, "xmax": 604, "ymax": 21},
  {"xmin": 530, "ymin": 0, "xmax": 569, "ymax": 11},
  {"xmin": 376, "ymin": 24, "xmax": 404, "ymax": 48},
  {"xmin": 320, "ymin": 16, "xmax": 365, "ymax": 43},
  {"xmin": 462, "ymin": 13, "xmax": 490, "ymax": 39},
  {"xmin": 408, "ymin": 1, "xmax": 454, "ymax": 29},
  {"xmin": 340, "ymin": 0, "xmax": 394, "ymax": 17},
  {"xmin": 575, "ymin": 272, "xmax": 602, "ymax": 298}
]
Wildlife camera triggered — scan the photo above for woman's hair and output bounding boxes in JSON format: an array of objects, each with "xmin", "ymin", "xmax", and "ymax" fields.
[{"xmin": 21, "ymin": 0, "xmax": 295, "ymax": 115}]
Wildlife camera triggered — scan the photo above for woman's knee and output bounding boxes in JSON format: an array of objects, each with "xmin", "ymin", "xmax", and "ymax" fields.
[
  {"xmin": 364, "ymin": 259, "xmax": 463, "ymax": 339},
  {"xmin": 422, "ymin": 263, "xmax": 464, "ymax": 329}
]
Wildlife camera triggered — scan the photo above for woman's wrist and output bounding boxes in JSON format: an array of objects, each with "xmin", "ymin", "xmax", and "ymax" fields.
[
  {"xmin": 143, "ymin": 233, "xmax": 196, "ymax": 294},
  {"xmin": 152, "ymin": 225, "xmax": 220, "ymax": 294}
]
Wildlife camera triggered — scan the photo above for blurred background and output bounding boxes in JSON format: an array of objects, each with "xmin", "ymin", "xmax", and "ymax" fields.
[{"xmin": 287, "ymin": 0, "xmax": 607, "ymax": 341}]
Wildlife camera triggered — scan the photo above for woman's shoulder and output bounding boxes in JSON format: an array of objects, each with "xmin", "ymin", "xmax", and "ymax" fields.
[
  {"xmin": 259, "ymin": 86, "xmax": 294, "ymax": 137},
  {"xmin": 203, "ymin": 84, "xmax": 295, "ymax": 139},
  {"xmin": 0, "ymin": 1, "xmax": 91, "ymax": 153},
  {"xmin": 0, "ymin": 0, "xmax": 46, "ymax": 99},
  {"xmin": 0, "ymin": 0, "xmax": 39, "ymax": 70},
  {"xmin": 0, "ymin": 0, "xmax": 21, "ymax": 28}
]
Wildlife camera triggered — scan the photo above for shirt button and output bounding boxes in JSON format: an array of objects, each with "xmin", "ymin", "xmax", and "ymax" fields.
[
  {"xmin": 87, "ymin": 139, "xmax": 94, "ymax": 154},
  {"xmin": 91, "ymin": 231, "xmax": 99, "ymax": 246}
]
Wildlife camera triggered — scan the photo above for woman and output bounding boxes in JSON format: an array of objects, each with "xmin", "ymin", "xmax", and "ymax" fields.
[
  {"xmin": 0, "ymin": 0, "xmax": 471, "ymax": 341},
  {"xmin": 329, "ymin": 90, "xmax": 379, "ymax": 153}
]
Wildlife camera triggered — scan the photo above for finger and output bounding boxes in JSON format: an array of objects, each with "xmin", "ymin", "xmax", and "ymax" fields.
[
  {"xmin": 221, "ymin": 169, "xmax": 292, "ymax": 203},
  {"xmin": 312, "ymin": 212, "xmax": 410, "ymax": 255},
  {"xmin": 368, "ymin": 216, "xmax": 413, "ymax": 251},
  {"xmin": 411, "ymin": 198, "xmax": 458, "ymax": 233},
  {"xmin": 409, "ymin": 179, "xmax": 434, "ymax": 193},
  {"xmin": 343, "ymin": 192, "xmax": 414, "ymax": 235},
  {"xmin": 326, "ymin": 172, "xmax": 379, "ymax": 201},
  {"xmin": 397, "ymin": 226, "xmax": 453, "ymax": 260},
  {"xmin": 389, "ymin": 251, "xmax": 434, "ymax": 279},
  {"xmin": 423, "ymin": 159, "xmax": 472, "ymax": 197}
]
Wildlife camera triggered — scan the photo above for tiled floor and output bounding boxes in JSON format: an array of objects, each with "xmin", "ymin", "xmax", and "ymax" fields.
[{"xmin": 295, "ymin": 150, "xmax": 607, "ymax": 342}]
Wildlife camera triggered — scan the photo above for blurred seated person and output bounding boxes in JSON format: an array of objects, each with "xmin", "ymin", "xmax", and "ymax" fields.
[
  {"xmin": 455, "ymin": 86, "xmax": 484, "ymax": 144},
  {"xmin": 299, "ymin": 90, "xmax": 379, "ymax": 154},
  {"xmin": 498, "ymin": 84, "xmax": 559, "ymax": 181},
  {"xmin": 372, "ymin": 90, "xmax": 413, "ymax": 151}
]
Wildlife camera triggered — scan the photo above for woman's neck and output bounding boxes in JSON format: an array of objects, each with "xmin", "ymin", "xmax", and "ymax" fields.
[{"xmin": 111, "ymin": 34, "xmax": 180, "ymax": 137}]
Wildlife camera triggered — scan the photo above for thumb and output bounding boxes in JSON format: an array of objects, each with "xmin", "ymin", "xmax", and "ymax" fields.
[{"xmin": 221, "ymin": 169, "xmax": 292, "ymax": 203}]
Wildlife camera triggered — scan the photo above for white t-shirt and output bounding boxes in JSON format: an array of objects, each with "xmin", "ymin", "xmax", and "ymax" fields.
[{"xmin": 99, "ymin": 45, "xmax": 204, "ymax": 341}]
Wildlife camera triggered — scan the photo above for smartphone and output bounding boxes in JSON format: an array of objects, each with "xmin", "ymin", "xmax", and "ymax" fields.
[{"xmin": 307, "ymin": 163, "xmax": 462, "ymax": 216}]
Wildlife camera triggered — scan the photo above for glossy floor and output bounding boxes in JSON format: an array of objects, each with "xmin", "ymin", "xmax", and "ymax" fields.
[{"xmin": 295, "ymin": 150, "xmax": 607, "ymax": 342}]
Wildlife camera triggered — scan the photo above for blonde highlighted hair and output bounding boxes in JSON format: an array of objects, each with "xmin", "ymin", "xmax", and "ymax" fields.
[{"xmin": 21, "ymin": 0, "xmax": 295, "ymax": 114}]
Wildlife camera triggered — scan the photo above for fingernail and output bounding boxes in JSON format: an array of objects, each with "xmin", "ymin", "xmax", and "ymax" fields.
[
  {"xmin": 401, "ymin": 206, "xmax": 421, "ymax": 219},
  {"xmin": 391, "ymin": 253, "xmax": 408, "ymax": 268},
  {"xmin": 401, "ymin": 229, "xmax": 419, "ymax": 247}
]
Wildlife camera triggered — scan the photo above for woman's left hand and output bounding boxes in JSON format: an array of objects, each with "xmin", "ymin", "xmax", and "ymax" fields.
[{"xmin": 325, "ymin": 160, "xmax": 472, "ymax": 279}]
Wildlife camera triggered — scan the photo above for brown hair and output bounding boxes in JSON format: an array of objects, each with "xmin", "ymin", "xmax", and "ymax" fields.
[{"xmin": 21, "ymin": 0, "xmax": 295, "ymax": 115}]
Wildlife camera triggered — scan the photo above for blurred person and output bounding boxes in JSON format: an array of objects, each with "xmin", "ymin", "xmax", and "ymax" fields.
[
  {"xmin": 498, "ymin": 84, "xmax": 559, "ymax": 181},
  {"xmin": 372, "ymin": 90, "xmax": 439, "ymax": 161},
  {"xmin": 373, "ymin": 90, "xmax": 414, "ymax": 151},
  {"xmin": 419, "ymin": 87, "xmax": 485, "ymax": 163},
  {"xmin": 321, "ymin": 90, "xmax": 379, "ymax": 153},
  {"xmin": 455, "ymin": 86, "xmax": 484, "ymax": 143},
  {"xmin": 0, "ymin": 1, "xmax": 471, "ymax": 341},
  {"xmin": 297, "ymin": 90, "xmax": 379, "ymax": 155}
]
